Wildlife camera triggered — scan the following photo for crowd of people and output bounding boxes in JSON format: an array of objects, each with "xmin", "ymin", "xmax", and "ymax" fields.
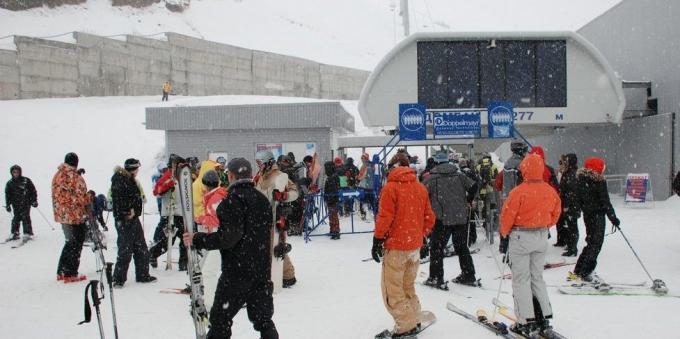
[{"xmin": 5, "ymin": 145, "xmax": 680, "ymax": 339}]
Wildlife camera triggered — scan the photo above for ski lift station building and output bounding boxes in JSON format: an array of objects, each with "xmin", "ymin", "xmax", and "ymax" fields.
[{"xmin": 356, "ymin": 0, "xmax": 679, "ymax": 200}]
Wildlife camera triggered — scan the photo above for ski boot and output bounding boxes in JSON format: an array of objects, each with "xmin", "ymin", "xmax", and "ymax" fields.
[
  {"xmin": 6, "ymin": 233, "xmax": 20, "ymax": 242},
  {"xmin": 652, "ymin": 279, "xmax": 669, "ymax": 294},
  {"xmin": 136, "ymin": 276, "xmax": 158, "ymax": 284},
  {"xmin": 282, "ymin": 277, "xmax": 297, "ymax": 288},
  {"xmin": 423, "ymin": 277, "xmax": 449, "ymax": 291},
  {"xmin": 561, "ymin": 248, "xmax": 577, "ymax": 257},
  {"xmin": 452, "ymin": 274, "xmax": 480, "ymax": 287},
  {"xmin": 510, "ymin": 321, "xmax": 541, "ymax": 338}
]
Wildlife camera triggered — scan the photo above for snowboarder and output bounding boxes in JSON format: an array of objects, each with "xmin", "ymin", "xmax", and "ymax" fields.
[
  {"xmin": 372, "ymin": 151, "xmax": 436, "ymax": 338},
  {"xmin": 323, "ymin": 161, "xmax": 341, "ymax": 239},
  {"xmin": 475, "ymin": 154, "xmax": 498, "ymax": 235},
  {"xmin": 87, "ymin": 191, "xmax": 108, "ymax": 232},
  {"xmin": 111, "ymin": 159, "xmax": 156, "ymax": 288},
  {"xmin": 52, "ymin": 152, "xmax": 90, "ymax": 282},
  {"xmin": 183, "ymin": 158, "xmax": 279, "ymax": 339},
  {"xmin": 215, "ymin": 156, "xmax": 229, "ymax": 188},
  {"xmin": 161, "ymin": 81, "xmax": 171, "ymax": 101},
  {"xmin": 254, "ymin": 150, "xmax": 299, "ymax": 288},
  {"xmin": 459, "ymin": 158, "xmax": 481, "ymax": 245},
  {"xmin": 423, "ymin": 152, "xmax": 477, "ymax": 288},
  {"xmin": 571, "ymin": 157, "xmax": 620, "ymax": 282},
  {"xmin": 557, "ymin": 153, "xmax": 580, "ymax": 256},
  {"xmin": 499, "ymin": 153, "xmax": 562, "ymax": 336},
  {"xmin": 278, "ymin": 154, "xmax": 306, "ymax": 235},
  {"xmin": 149, "ymin": 154, "xmax": 188, "ymax": 270},
  {"xmin": 357, "ymin": 153, "xmax": 375, "ymax": 221},
  {"xmin": 5, "ymin": 165, "xmax": 37, "ymax": 241}
]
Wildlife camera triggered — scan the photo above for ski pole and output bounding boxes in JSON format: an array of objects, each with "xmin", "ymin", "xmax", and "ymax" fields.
[
  {"xmin": 105, "ymin": 263, "xmax": 120, "ymax": 339},
  {"xmin": 616, "ymin": 226, "xmax": 654, "ymax": 282},
  {"xmin": 35, "ymin": 206, "xmax": 56, "ymax": 230}
]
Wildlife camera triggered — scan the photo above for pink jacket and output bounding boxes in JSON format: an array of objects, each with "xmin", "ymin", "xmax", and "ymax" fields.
[{"xmin": 196, "ymin": 187, "xmax": 228, "ymax": 233}]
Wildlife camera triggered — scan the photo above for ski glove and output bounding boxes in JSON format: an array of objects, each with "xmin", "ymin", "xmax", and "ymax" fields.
[
  {"xmin": 499, "ymin": 236, "xmax": 509, "ymax": 254},
  {"xmin": 371, "ymin": 237, "xmax": 385, "ymax": 263},
  {"xmin": 273, "ymin": 189, "xmax": 288, "ymax": 202},
  {"xmin": 5, "ymin": 206, "xmax": 10, "ymax": 213},
  {"xmin": 32, "ymin": 202, "xmax": 38, "ymax": 208},
  {"xmin": 610, "ymin": 217, "xmax": 621, "ymax": 233}
]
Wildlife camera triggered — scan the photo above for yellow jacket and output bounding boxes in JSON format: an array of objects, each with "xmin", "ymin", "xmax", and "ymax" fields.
[
  {"xmin": 162, "ymin": 82, "xmax": 171, "ymax": 93},
  {"xmin": 193, "ymin": 160, "xmax": 219, "ymax": 220}
]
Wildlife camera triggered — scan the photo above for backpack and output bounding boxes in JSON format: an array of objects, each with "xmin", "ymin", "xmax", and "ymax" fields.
[
  {"xmin": 479, "ymin": 165, "xmax": 492, "ymax": 186},
  {"xmin": 501, "ymin": 155, "xmax": 524, "ymax": 199}
]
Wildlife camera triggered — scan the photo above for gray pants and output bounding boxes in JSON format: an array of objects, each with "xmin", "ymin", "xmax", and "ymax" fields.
[{"xmin": 508, "ymin": 228, "xmax": 552, "ymax": 324}]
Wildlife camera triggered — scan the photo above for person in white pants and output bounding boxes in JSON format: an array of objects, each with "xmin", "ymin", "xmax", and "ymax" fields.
[{"xmin": 499, "ymin": 153, "xmax": 562, "ymax": 336}]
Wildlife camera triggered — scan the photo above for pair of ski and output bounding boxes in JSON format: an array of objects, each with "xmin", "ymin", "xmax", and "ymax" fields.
[
  {"xmin": 558, "ymin": 275, "xmax": 676, "ymax": 298},
  {"xmin": 10, "ymin": 236, "xmax": 32, "ymax": 248},
  {"xmin": 495, "ymin": 260, "xmax": 574, "ymax": 280},
  {"xmin": 175, "ymin": 164, "xmax": 209, "ymax": 339},
  {"xmin": 447, "ymin": 299, "xmax": 568, "ymax": 339}
]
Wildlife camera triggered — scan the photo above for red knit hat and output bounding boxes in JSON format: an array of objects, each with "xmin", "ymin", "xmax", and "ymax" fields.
[
  {"xmin": 334, "ymin": 157, "xmax": 343, "ymax": 166},
  {"xmin": 584, "ymin": 157, "xmax": 606, "ymax": 174},
  {"xmin": 529, "ymin": 146, "xmax": 545, "ymax": 159}
]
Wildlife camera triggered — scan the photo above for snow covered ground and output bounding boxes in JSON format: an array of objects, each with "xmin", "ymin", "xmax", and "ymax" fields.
[
  {"xmin": 0, "ymin": 0, "xmax": 622, "ymax": 69},
  {"xmin": 1, "ymin": 96, "xmax": 679, "ymax": 338}
]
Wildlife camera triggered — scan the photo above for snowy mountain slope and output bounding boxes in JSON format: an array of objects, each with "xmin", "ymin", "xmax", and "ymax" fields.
[
  {"xmin": 0, "ymin": 0, "xmax": 621, "ymax": 69},
  {"xmin": 1, "ymin": 95, "xmax": 679, "ymax": 338}
]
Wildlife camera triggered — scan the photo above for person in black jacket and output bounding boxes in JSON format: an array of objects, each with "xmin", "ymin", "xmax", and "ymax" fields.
[
  {"xmin": 673, "ymin": 171, "xmax": 680, "ymax": 196},
  {"xmin": 184, "ymin": 158, "xmax": 279, "ymax": 339},
  {"xmin": 572, "ymin": 157, "xmax": 620, "ymax": 282},
  {"xmin": 324, "ymin": 161, "xmax": 341, "ymax": 239},
  {"xmin": 111, "ymin": 159, "xmax": 156, "ymax": 287},
  {"xmin": 5, "ymin": 165, "xmax": 38, "ymax": 240},
  {"xmin": 557, "ymin": 154, "xmax": 580, "ymax": 256}
]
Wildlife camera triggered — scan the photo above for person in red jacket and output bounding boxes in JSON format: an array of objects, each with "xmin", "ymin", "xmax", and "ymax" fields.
[
  {"xmin": 372, "ymin": 152, "xmax": 436, "ymax": 339},
  {"xmin": 196, "ymin": 170, "xmax": 228, "ymax": 233},
  {"xmin": 500, "ymin": 154, "xmax": 562, "ymax": 336},
  {"xmin": 527, "ymin": 146, "xmax": 559, "ymax": 192}
]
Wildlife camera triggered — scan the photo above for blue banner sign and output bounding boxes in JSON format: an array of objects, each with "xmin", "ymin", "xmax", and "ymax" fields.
[
  {"xmin": 432, "ymin": 111, "xmax": 481, "ymax": 139},
  {"xmin": 487, "ymin": 101, "xmax": 514, "ymax": 138},
  {"xmin": 399, "ymin": 103, "xmax": 426, "ymax": 141}
]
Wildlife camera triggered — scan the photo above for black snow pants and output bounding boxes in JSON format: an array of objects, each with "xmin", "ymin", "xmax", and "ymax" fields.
[
  {"xmin": 574, "ymin": 212, "xmax": 605, "ymax": 277},
  {"xmin": 11, "ymin": 205, "xmax": 33, "ymax": 235},
  {"xmin": 149, "ymin": 215, "xmax": 187, "ymax": 269},
  {"xmin": 56, "ymin": 223, "xmax": 87, "ymax": 276},
  {"xmin": 558, "ymin": 214, "xmax": 579, "ymax": 252},
  {"xmin": 429, "ymin": 220, "xmax": 475, "ymax": 281},
  {"xmin": 208, "ymin": 275, "xmax": 278, "ymax": 339},
  {"xmin": 113, "ymin": 217, "xmax": 151, "ymax": 283}
]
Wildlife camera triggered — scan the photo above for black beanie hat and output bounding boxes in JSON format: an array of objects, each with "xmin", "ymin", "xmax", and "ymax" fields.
[
  {"xmin": 202, "ymin": 170, "xmax": 220, "ymax": 187},
  {"xmin": 124, "ymin": 158, "xmax": 141, "ymax": 171},
  {"xmin": 65, "ymin": 152, "xmax": 79, "ymax": 167},
  {"xmin": 227, "ymin": 157, "xmax": 252, "ymax": 178}
]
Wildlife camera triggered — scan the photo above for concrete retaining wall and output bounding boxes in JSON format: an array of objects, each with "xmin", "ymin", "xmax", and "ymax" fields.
[
  {"xmin": 15, "ymin": 36, "xmax": 78, "ymax": 99},
  {"xmin": 0, "ymin": 32, "xmax": 368, "ymax": 100},
  {"xmin": 0, "ymin": 50, "xmax": 19, "ymax": 99}
]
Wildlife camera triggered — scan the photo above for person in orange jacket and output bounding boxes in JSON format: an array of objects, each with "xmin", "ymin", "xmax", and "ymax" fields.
[
  {"xmin": 499, "ymin": 154, "xmax": 562, "ymax": 336},
  {"xmin": 372, "ymin": 152, "xmax": 436, "ymax": 339}
]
